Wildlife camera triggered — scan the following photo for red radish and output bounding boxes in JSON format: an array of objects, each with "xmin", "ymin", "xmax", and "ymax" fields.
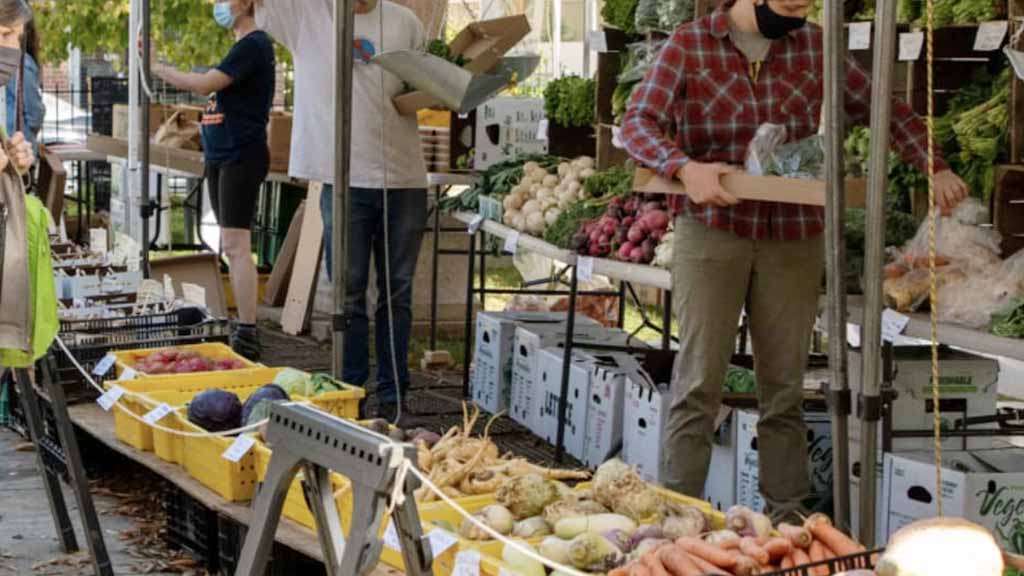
[
  {"xmin": 630, "ymin": 247, "xmax": 645, "ymax": 262},
  {"xmin": 645, "ymin": 210, "xmax": 670, "ymax": 230},
  {"xmin": 651, "ymin": 229, "xmax": 665, "ymax": 242},
  {"xmin": 618, "ymin": 242, "xmax": 635, "ymax": 260},
  {"xmin": 622, "ymin": 216, "xmax": 635, "ymax": 228},
  {"xmin": 628, "ymin": 226, "xmax": 644, "ymax": 243}
]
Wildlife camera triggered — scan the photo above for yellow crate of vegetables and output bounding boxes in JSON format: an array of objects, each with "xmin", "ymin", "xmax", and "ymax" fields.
[
  {"xmin": 110, "ymin": 342, "xmax": 258, "ymax": 378},
  {"xmin": 109, "ymin": 367, "xmax": 363, "ymax": 455}
]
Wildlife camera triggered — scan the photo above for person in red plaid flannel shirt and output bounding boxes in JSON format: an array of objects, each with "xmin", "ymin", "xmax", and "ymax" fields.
[{"xmin": 620, "ymin": 0, "xmax": 968, "ymax": 520}]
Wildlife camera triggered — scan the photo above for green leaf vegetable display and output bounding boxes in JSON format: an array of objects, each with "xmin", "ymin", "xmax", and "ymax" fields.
[
  {"xmin": 544, "ymin": 165, "xmax": 636, "ymax": 248},
  {"xmin": 942, "ymin": 68, "xmax": 1010, "ymax": 202},
  {"xmin": 438, "ymin": 154, "xmax": 562, "ymax": 213},
  {"xmin": 990, "ymin": 299, "xmax": 1024, "ymax": 339},
  {"xmin": 612, "ymin": 41, "xmax": 664, "ymax": 125},
  {"xmin": 855, "ymin": 0, "xmax": 1000, "ymax": 23},
  {"xmin": 844, "ymin": 125, "xmax": 927, "ymax": 213},
  {"xmin": 544, "ymin": 76, "xmax": 597, "ymax": 128},
  {"xmin": 635, "ymin": 0, "xmax": 695, "ymax": 34},
  {"xmin": 602, "ymin": 0, "xmax": 639, "ymax": 35},
  {"xmin": 426, "ymin": 38, "xmax": 469, "ymax": 67},
  {"xmin": 844, "ymin": 208, "xmax": 920, "ymax": 294}
]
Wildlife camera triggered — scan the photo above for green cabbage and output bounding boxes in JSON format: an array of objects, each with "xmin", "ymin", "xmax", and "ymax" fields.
[{"xmin": 272, "ymin": 368, "xmax": 314, "ymax": 396}]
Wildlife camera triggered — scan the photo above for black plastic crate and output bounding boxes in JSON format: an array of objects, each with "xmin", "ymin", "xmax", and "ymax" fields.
[
  {"xmin": 763, "ymin": 550, "xmax": 881, "ymax": 576},
  {"xmin": 163, "ymin": 485, "xmax": 220, "ymax": 571},
  {"xmin": 217, "ymin": 515, "xmax": 326, "ymax": 576}
]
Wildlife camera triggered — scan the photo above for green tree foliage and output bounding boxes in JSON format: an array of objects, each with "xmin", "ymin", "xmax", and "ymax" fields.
[{"xmin": 35, "ymin": 0, "xmax": 289, "ymax": 70}]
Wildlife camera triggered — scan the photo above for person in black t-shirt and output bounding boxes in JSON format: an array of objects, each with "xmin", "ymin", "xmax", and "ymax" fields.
[{"xmin": 152, "ymin": 0, "xmax": 275, "ymax": 361}]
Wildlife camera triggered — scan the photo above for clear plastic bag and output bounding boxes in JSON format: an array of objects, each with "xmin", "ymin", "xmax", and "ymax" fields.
[
  {"xmin": 766, "ymin": 134, "xmax": 826, "ymax": 179},
  {"xmin": 635, "ymin": 0, "xmax": 694, "ymax": 33},
  {"xmin": 744, "ymin": 124, "xmax": 788, "ymax": 176},
  {"xmin": 938, "ymin": 256, "xmax": 1023, "ymax": 328},
  {"xmin": 892, "ymin": 198, "xmax": 1003, "ymax": 274}
]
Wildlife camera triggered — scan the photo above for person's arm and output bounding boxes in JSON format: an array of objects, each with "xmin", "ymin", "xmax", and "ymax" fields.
[
  {"xmin": 619, "ymin": 29, "xmax": 738, "ymax": 206},
  {"xmin": 844, "ymin": 55, "xmax": 968, "ymax": 207},
  {"xmin": 152, "ymin": 62, "xmax": 233, "ymax": 97}
]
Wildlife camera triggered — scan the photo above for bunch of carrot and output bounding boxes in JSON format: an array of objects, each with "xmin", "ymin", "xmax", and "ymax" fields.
[{"xmin": 609, "ymin": 513, "xmax": 868, "ymax": 576}]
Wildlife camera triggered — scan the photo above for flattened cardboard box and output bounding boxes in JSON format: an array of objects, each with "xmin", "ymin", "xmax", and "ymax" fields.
[{"xmin": 393, "ymin": 15, "xmax": 530, "ymax": 116}]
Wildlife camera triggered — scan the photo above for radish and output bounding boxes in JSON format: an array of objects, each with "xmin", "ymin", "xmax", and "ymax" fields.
[
  {"xmin": 644, "ymin": 210, "xmax": 670, "ymax": 230},
  {"xmin": 629, "ymin": 247, "xmax": 644, "ymax": 262},
  {"xmin": 622, "ymin": 216, "xmax": 635, "ymax": 228},
  {"xmin": 618, "ymin": 242, "xmax": 635, "ymax": 260},
  {"xmin": 627, "ymin": 226, "xmax": 644, "ymax": 243}
]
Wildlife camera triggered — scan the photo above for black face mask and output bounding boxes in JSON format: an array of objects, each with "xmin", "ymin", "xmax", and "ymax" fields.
[{"xmin": 754, "ymin": 2, "xmax": 807, "ymax": 39}]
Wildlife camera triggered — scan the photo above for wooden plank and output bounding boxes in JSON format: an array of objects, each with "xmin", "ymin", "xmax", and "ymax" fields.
[
  {"xmin": 994, "ymin": 164, "xmax": 1024, "ymax": 257},
  {"xmin": 596, "ymin": 52, "xmax": 623, "ymax": 126},
  {"xmin": 1011, "ymin": 0, "xmax": 1024, "ymax": 163},
  {"xmin": 263, "ymin": 200, "xmax": 306, "ymax": 307},
  {"xmin": 281, "ymin": 183, "xmax": 325, "ymax": 335},
  {"xmin": 66, "ymin": 404, "xmax": 402, "ymax": 575},
  {"xmin": 86, "ymin": 133, "xmax": 205, "ymax": 177},
  {"xmin": 37, "ymin": 144, "xmax": 68, "ymax": 222},
  {"xmin": 596, "ymin": 124, "xmax": 630, "ymax": 170},
  {"xmin": 633, "ymin": 168, "xmax": 868, "ymax": 208}
]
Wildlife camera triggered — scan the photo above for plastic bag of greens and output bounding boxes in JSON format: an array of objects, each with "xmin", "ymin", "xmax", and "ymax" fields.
[
  {"xmin": 635, "ymin": 0, "xmax": 694, "ymax": 33},
  {"xmin": 766, "ymin": 134, "xmax": 827, "ymax": 179},
  {"xmin": 744, "ymin": 123, "xmax": 788, "ymax": 176},
  {"xmin": 617, "ymin": 41, "xmax": 666, "ymax": 84}
]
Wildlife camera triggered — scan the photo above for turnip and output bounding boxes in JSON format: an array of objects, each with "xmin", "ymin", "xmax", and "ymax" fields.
[
  {"xmin": 567, "ymin": 180, "xmax": 581, "ymax": 193},
  {"xmin": 542, "ymin": 175, "xmax": 559, "ymax": 188},
  {"xmin": 589, "ymin": 229, "xmax": 603, "ymax": 244},
  {"xmin": 522, "ymin": 200, "xmax": 541, "ymax": 215},
  {"xmin": 650, "ymin": 228, "xmax": 665, "ymax": 242},
  {"xmin": 523, "ymin": 161, "xmax": 541, "ymax": 173},
  {"xmin": 580, "ymin": 168, "xmax": 596, "ymax": 179},
  {"xmin": 512, "ymin": 214, "xmax": 527, "ymax": 231},
  {"xmin": 558, "ymin": 163, "xmax": 571, "ymax": 177},
  {"xmin": 527, "ymin": 212, "xmax": 545, "ymax": 234},
  {"xmin": 545, "ymin": 210, "xmax": 561, "ymax": 226}
]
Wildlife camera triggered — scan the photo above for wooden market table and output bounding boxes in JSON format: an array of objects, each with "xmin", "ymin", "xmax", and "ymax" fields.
[{"xmin": 66, "ymin": 404, "xmax": 402, "ymax": 576}]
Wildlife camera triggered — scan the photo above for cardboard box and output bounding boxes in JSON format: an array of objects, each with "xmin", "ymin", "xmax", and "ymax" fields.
[
  {"xmin": 881, "ymin": 447, "xmax": 1024, "ymax": 552},
  {"xmin": 621, "ymin": 350, "xmax": 676, "ymax": 484},
  {"xmin": 392, "ymin": 15, "xmax": 531, "ymax": 116},
  {"xmin": 849, "ymin": 346, "xmax": 1000, "ymax": 451},
  {"xmin": 509, "ymin": 319, "xmax": 602, "ymax": 430},
  {"xmin": 113, "ymin": 103, "xmax": 168, "ymax": 139},
  {"xmin": 469, "ymin": 311, "xmax": 572, "ymax": 414},
  {"xmin": 536, "ymin": 347, "xmax": 595, "ymax": 461},
  {"xmin": 583, "ymin": 352, "xmax": 647, "ymax": 469},
  {"xmin": 704, "ymin": 408, "xmax": 739, "ymax": 512},
  {"xmin": 633, "ymin": 168, "xmax": 868, "ymax": 209},
  {"xmin": 474, "ymin": 97, "xmax": 547, "ymax": 170},
  {"xmin": 268, "ymin": 112, "xmax": 292, "ymax": 174},
  {"xmin": 735, "ymin": 409, "xmax": 834, "ymax": 513}
]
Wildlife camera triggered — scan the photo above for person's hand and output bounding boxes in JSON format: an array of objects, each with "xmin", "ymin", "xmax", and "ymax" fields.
[
  {"xmin": 7, "ymin": 132, "xmax": 33, "ymax": 175},
  {"xmin": 677, "ymin": 161, "xmax": 739, "ymax": 207},
  {"xmin": 934, "ymin": 169, "xmax": 968, "ymax": 213}
]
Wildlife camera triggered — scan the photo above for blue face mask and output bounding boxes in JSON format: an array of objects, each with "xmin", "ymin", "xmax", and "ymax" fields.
[{"xmin": 213, "ymin": 2, "xmax": 236, "ymax": 29}]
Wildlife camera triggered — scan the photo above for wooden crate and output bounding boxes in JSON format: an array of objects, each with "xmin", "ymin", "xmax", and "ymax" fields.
[
  {"xmin": 905, "ymin": 25, "xmax": 1005, "ymax": 117},
  {"xmin": 994, "ymin": 165, "xmax": 1024, "ymax": 257},
  {"xmin": 596, "ymin": 51, "xmax": 624, "ymax": 126},
  {"xmin": 547, "ymin": 123, "xmax": 596, "ymax": 159},
  {"xmin": 597, "ymin": 124, "xmax": 631, "ymax": 170}
]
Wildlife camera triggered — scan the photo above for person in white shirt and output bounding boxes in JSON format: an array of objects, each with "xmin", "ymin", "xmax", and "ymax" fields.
[{"xmin": 255, "ymin": 0, "xmax": 428, "ymax": 422}]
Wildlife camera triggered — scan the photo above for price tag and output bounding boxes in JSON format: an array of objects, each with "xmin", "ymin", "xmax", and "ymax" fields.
[
  {"xmin": 92, "ymin": 354, "xmax": 117, "ymax": 377},
  {"xmin": 382, "ymin": 522, "xmax": 401, "ymax": 551},
  {"xmin": 577, "ymin": 256, "xmax": 595, "ymax": 282},
  {"xmin": 882, "ymin": 308, "xmax": 911, "ymax": 342},
  {"xmin": 222, "ymin": 435, "xmax": 256, "ymax": 462},
  {"xmin": 163, "ymin": 274, "xmax": 176, "ymax": 300},
  {"xmin": 142, "ymin": 403, "xmax": 173, "ymax": 425},
  {"xmin": 848, "ymin": 22, "xmax": 872, "ymax": 50},
  {"xmin": 182, "ymin": 283, "xmax": 207, "ymax": 308},
  {"xmin": 536, "ymin": 119, "xmax": 549, "ymax": 141},
  {"xmin": 427, "ymin": 530, "xmax": 458, "ymax": 556},
  {"xmin": 96, "ymin": 385, "xmax": 126, "ymax": 412},
  {"xmin": 588, "ymin": 30, "xmax": 608, "ymax": 52},
  {"xmin": 974, "ymin": 21, "xmax": 1008, "ymax": 51},
  {"xmin": 119, "ymin": 366, "xmax": 137, "ymax": 381},
  {"xmin": 847, "ymin": 323, "xmax": 861, "ymax": 348},
  {"xmin": 898, "ymin": 32, "xmax": 924, "ymax": 61},
  {"xmin": 503, "ymin": 231, "xmax": 520, "ymax": 255},
  {"xmin": 468, "ymin": 214, "xmax": 485, "ymax": 235},
  {"xmin": 89, "ymin": 228, "xmax": 108, "ymax": 252},
  {"xmin": 452, "ymin": 550, "xmax": 481, "ymax": 576}
]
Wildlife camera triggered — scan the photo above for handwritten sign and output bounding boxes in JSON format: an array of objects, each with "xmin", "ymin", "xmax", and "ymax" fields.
[
  {"xmin": 503, "ymin": 231, "xmax": 520, "ymax": 255},
  {"xmin": 974, "ymin": 21, "xmax": 1008, "ymax": 51},
  {"xmin": 142, "ymin": 403, "xmax": 173, "ymax": 425},
  {"xmin": 848, "ymin": 22, "xmax": 871, "ymax": 50},
  {"xmin": 898, "ymin": 32, "xmax": 924, "ymax": 61},
  {"xmin": 222, "ymin": 435, "xmax": 256, "ymax": 462},
  {"xmin": 96, "ymin": 385, "xmax": 126, "ymax": 411},
  {"xmin": 577, "ymin": 256, "xmax": 595, "ymax": 282}
]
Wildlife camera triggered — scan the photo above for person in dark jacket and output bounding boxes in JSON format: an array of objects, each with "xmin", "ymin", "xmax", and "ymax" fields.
[{"xmin": 5, "ymin": 19, "xmax": 43, "ymax": 149}]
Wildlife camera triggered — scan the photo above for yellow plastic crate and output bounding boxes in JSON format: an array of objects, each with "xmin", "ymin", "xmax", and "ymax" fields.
[
  {"xmin": 111, "ymin": 342, "xmax": 259, "ymax": 379},
  {"xmin": 253, "ymin": 442, "xmax": 353, "ymax": 530}
]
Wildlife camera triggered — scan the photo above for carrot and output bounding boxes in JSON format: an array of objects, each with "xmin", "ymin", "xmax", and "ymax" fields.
[
  {"xmin": 657, "ymin": 546, "xmax": 702, "ymax": 576},
  {"xmin": 804, "ymin": 514, "xmax": 861, "ymax": 557},
  {"xmin": 791, "ymin": 546, "xmax": 811, "ymax": 567},
  {"xmin": 642, "ymin": 549, "xmax": 672, "ymax": 576},
  {"xmin": 780, "ymin": 554, "xmax": 795, "ymax": 569},
  {"xmin": 719, "ymin": 538, "xmax": 742, "ymax": 550},
  {"xmin": 763, "ymin": 537, "xmax": 792, "ymax": 560},
  {"xmin": 729, "ymin": 553, "xmax": 761, "ymax": 576},
  {"xmin": 739, "ymin": 538, "xmax": 770, "ymax": 565},
  {"xmin": 609, "ymin": 566, "xmax": 632, "ymax": 576},
  {"xmin": 808, "ymin": 540, "xmax": 830, "ymax": 576},
  {"xmin": 631, "ymin": 563, "xmax": 653, "ymax": 576},
  {"xmin": 777, "ymin": 522, "xmax": 813, "ymax": 549},
  {"xmin": 675, "ymin": 537, "xmax": 738, "ymax": 569},
  {"xmin": 686, "ymin": 552, "xmax": 730, "ymax": 575}
]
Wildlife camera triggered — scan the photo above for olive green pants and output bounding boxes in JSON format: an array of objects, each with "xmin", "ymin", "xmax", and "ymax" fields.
[{"xmin": 664, "ymin": 217, "xmax": 824, "ymax": 513}]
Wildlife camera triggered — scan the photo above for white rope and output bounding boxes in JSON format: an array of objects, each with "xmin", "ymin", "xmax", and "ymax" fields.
[{"xmin": 405, "ymin": 463, "xmax": 590, "ymax": 576}]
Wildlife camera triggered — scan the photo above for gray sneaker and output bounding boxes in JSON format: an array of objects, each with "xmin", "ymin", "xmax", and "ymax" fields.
[{"xmin": 230, "ymin": 326, "xmax": 262, "ymax": 362}]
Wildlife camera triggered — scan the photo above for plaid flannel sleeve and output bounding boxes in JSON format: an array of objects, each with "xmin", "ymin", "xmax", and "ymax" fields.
[
  {"xmin": 844, "ymin": 55, "xmax": 950, "ymax": 174},
  {"xmin": 619, "ymin": 30, "xmax": 691, "ymax": 180}
]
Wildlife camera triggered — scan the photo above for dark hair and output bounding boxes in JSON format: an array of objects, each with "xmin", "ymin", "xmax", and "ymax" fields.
[
  {"xmin": 24, "ymin": 19, "xmax": 37, "ymax": 62},
  {"xmin": 0, "ymin": 0, "xmax": 31, "ymax": 27}
]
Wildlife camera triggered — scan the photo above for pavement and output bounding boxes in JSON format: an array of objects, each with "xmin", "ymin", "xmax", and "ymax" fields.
[{"xmin": 0, "ymin": 429, "xmax": 194, "ymax": 576}]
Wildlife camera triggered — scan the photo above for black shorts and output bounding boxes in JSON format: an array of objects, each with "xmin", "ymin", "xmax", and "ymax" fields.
[{"xmin": 206, "ymin": 144, "xmax": 269, "ymax": 230}]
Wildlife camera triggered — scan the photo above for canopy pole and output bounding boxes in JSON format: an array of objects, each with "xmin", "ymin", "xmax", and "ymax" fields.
[
  {"xmin": 140, "ymin": 0, "xmax": 151, "ymax": 276},
  {"xmin": 822, "ymin": 0, "xmax": 851, "ymax": 532},
  {"xmin": 859, "ymin": 0, "xmax": 899, "ymax": 547},
  {"xmin": 332, "ymin": 0, "xmax": 355, "ymax": 379}
]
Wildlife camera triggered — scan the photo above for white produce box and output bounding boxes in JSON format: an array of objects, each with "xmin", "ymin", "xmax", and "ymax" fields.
[
  {"xmin": 621, "ymin": 351, "xmax": 676, "ymax": 484},
  {"xmin": 473, "ymin": 98, "xmax": 548, "ymax": 170},
  {"xmin": 703, "ymin": 408, "xmax": 739, "ymax": 512},
  {"xmin": 583, "ymin": 351, "xmax": 647, "ymax": 469},
  {"xmin": 536, "ymin": 347, "xmax": 595, "ymax": 461}
]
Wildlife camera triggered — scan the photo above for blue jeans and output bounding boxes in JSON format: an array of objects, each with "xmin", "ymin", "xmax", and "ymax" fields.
[{"xmin": 321, "ymin": 185, "xmax": 427, "ymax": 405}]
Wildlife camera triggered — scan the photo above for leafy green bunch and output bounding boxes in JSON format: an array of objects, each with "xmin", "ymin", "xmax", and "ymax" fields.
[
  {"xmin": 426, "ymin": 39, "xmax": 469, "ymax": 67},
  {"xmin": 601, "ymin": 0, "xmax": 639, "ymax": 34},
  {"xmin": 544, "ymin": 76, "xmax": 597, "ymax": 128}
]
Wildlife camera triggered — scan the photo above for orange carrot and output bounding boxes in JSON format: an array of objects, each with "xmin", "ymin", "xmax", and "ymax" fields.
[
  {"xmin": 644, "ymin": 550, "xmax": 673, "ymax": 576},
  {"xmin": 792, "ymin": 546, "xmax": 812, "ymax": 567},
  {"xmin": 719, "ymin": 538, "xmax": 742, "ymax": 550},
  {"xmin": 686, "ymin": 552, "xmax": 730, "ymax": 575},
  {"xmin": 808, "ymin": 540, "xmax": 830, "ymax": 576},
  {"xmin": 729, "ymin": 554, "xmax": 761, "ymax": 576},
  {"xmin": 657, "ymin": 546, "xmax": 702, "ymax": 576},
  {"xmin": 780, "ymin": 554, "xmax": 795, "ymax": 569},
  {"xmin": 804, "ymin": 514, "xmax": 861, "ymax": 557},
  {"xmin": 739, "ymin": 538, "xmax": 770, "ymax": 565},
  {"xmin": 631, "ymin": 563, "xmax": 653, "ymax": 576},
  {"xmin": 777, "ymin": 522, "xmax": 813, "ymax": 549},
  {"xmin": 609, "ymin": 566, "xmax": 632, "ymax": 576},
  {"xmin": 763, "ymin": 537, "xmax": 793, "ymax": 560},
  {"xmin": 675, "ymin": 537, "xmax": 738, "ymax": 569}
]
